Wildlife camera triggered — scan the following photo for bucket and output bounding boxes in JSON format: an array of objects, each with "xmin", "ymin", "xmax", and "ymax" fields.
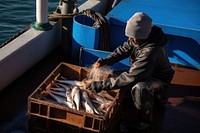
[{"xmin": 72, "ymin": 15, "xmax": 100, "ymax": 63}]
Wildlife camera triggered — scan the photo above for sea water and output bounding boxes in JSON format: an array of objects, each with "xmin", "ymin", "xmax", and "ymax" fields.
[{"xmin": 0, "ymin": 0, "xmax": 84, "ymax": 45}]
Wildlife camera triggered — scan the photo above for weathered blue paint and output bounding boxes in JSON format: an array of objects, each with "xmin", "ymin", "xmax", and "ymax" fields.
[
  {"xmin": 106, "ymin": 0, "xmax": 200, "ymax": 69},
  {"xmin": 73, "ymin": 0, "xmax": 200, "ymax": 69},
  {"xmin": 79, "ymin": 47, "xmax": 130, "ymax": 70},
  {"xmin": 72, "ymin": 15, "xmax": 100, "ymax": 61}
]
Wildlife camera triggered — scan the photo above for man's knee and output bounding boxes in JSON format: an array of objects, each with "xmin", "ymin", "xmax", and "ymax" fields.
[
  {"xmin": 131, "ymin": 82, "xmax": 147, "ymax": 100},
  {"xmin": 132, "ymin": 82, "xmax": 147, "ymax": 92},
  {"xmin": 131, "ymin": 82, "xmax": 153, "ymax": 109}
]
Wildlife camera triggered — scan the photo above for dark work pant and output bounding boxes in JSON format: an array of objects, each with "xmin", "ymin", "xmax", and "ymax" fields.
[{"xmin": 131, "ymin": 79, "xmax": 168, "ymax": 123}]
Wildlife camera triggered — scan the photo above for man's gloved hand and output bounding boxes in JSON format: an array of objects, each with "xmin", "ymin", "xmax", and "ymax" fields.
[
  {"xmin": 93, "ymin": 62, "xmax": 101, "ymax": 68},
  {"xmin": 86, "ymin": 81, "xmax": 103, "ymax": 93}
]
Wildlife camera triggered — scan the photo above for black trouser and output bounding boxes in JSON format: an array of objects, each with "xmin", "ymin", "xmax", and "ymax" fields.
[{"xmin": 131, "ymin": 79, "xmax": 168, "ymax": 123}]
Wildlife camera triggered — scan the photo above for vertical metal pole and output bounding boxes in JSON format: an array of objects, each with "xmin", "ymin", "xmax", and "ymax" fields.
[
  {"xmin": 60, "ymin": 0, "xmax": 77, "ymax": 60},
  {"xmin": 36, "ymin": 0, "xmax": 48, "ymax": 23},
  {"xmin": 32, "ymin": 0, "xmax": 53, "ymax": 31},
  {"xmin": 61, "ymin": 0, "xmax": 76, "ymax": 15}
]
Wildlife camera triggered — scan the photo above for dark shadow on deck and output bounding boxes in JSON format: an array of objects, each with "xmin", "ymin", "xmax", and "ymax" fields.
[{"xmin": 115, "ymin": 84, "xmax": 200, "ymax": 133}]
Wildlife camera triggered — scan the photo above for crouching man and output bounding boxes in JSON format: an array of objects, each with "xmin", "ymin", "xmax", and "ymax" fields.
[{"xmin": 85, "ymin": 12, "xmax": 174, "ymax": 130}]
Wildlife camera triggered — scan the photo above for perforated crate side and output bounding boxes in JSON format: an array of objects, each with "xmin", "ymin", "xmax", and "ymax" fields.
[{"xmin": 28, "ymin": 62, "xmax": 123, "ymax": 133}]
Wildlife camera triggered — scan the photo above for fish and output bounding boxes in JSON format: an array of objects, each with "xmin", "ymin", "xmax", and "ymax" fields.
[
  {"xmin": 71, "ymin": 86, "xmax": 81, "ymax": 110},
  {"xmin": 65, "ymin": 87, "xmax": 76, "ymax": 109},
  {"xmin": 54, "ymin": 82, "xmax": 72, "ymax": 90},
  {"xmin": 44, "ymin": 78, "xmax": 114, "ymax": 115},
  {"xmin": 53, "ymin": 81, "xmax": 78, "ymax": 109},
  {"xmin": 48, "ymin": 88, "xmax": 75, "ymax": 109},
  {"xmin": 55, "ymin": 79, "xmax": 83, "ymax": 87},
  {"xmin": 50, "ymin": 90, "xmax": 66, "ymax": 98},
  {"xmin": 88, "ymin": 91, "xmax": 114, "ymax": 114},
  {"xmin": 99, "ymin": 101, "xmax": 113, "ymax": 112},
  {"xmin": 59, "ymin": 76, "xmax": 68, "ymax": 80},
  {"xmin": 98, "ymin": 91, "xmax": 115, "ymax": 101},
  {"xmin": 54, "ymin": 82, "xmax": 76, "ymax": 109},
  {"xmin": 81, "ymin": 91, "xmax": 101, "ymax": 115},
  {"xmin": 90, "ymin": 92, "xmax": 111, "ymax": 104},
  {"xmin": 51, "ymin": 81, "xmax": 61, "ymax": 88},
  {"xmin": 92, "ymin": 99, "xmax": 112, "ymax": 114},
  {"xmin": 91, "ymin": 99, "xmax": 102, "ymax": 105},
  {"xmin": 48, "ymin": 92, "xmax": 69, "ymax": 107},
  {"xmin": 50, "ymin": 87, "xmax": 65, "ymax": 92},
  {"xmin": 81, "ymin": 101, "xmax": 94, "ymax": 114}
]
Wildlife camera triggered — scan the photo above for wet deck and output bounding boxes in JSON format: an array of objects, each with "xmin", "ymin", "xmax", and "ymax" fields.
[{"xmin": 0, "ymin": 48, "xmax": 200, "ymax": 133}]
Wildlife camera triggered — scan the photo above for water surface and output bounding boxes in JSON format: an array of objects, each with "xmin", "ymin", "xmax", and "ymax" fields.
[{"xmin": 0, "ymin": 0, "xmax": 84, "ymax": 45}]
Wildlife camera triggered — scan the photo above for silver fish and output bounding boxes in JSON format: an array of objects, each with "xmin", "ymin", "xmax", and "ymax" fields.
[
  {"xmin": 59, "ymin": 76, "xmax": 68, "ymax": 80},
  {"xmin": 91, "ymin": 99, "xmax": 102, "ymax": 105},
  {"xmin": 81, "ymin": 101, "xmax": 94, "ymax": 114},
  {"xmin": 81, "ymin": 91, "xmax": 101, "ymax": 115},
  {"xmin": 54, "ymin": 82, "xmax": 72, "ymax": 91},
  {"xmin": 49, "ymin": 89, "xmax": 75, "ymax": 109},
  {"xmin": 53, "ymin": 81, "xmax": 76, "ymax": 109},
  {"xmin": 48, "ymin": 92, "xmax": 69, "ymax": 106},
  {"xmin": 65, "ymin": 88, "xmax": 76, "ymax": 109},
  {"xmin": 99, "ymin": 91, "xmax": 115, "ymax": 101},
  {"xmin": 92, "ymin": 99, "xmax": 112, "ymax": 114},
  {"xmin": 55, "ymin": 79, "xmax": 83, "ymax": 87},
  {"xmin": 51, "ymin": 82, "xmax": 60, "ymax": 88},
  {"xmin": 71, "ymin": 86, "xmax": 81, "ymax": 110},
  {"xmin": 50, "ymin": 90, "xmax": 66, "ymax": 98},
  {"xmin": 91, "ymin": 93, "xmax": 110, "ymax": 104},
  {"xmin": 99, "ymin": 101, "xmax": 113, "ymax": 112},
  {"xmin": 50, "ymin": 87, "xmax": 65, "ymax": 92}
]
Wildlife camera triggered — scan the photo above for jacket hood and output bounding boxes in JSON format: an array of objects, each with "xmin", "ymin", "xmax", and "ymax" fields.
[{"xmin": 139, "ymin": 26, "xmax": 167, "ymax": 48}]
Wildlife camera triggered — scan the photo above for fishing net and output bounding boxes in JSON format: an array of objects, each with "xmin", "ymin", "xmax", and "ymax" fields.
[{"xmin": 86, "ymin": 65, "xmax": 113, "ymax": 81}]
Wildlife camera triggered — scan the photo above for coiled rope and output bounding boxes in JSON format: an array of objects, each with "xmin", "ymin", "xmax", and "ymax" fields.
[
  {"xmin": 80, "ymin": 9, "xmax": 110, "ymax": 51},
  {"xmin": 49, "ymin": 9, "xmax": 110, "ymax": 51}
]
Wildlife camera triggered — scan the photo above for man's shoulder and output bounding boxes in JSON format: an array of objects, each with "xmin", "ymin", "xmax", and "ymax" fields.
[
  {"xmin": 138, "ymin": 47, "xmax": 153, "ymax": 58},
  {"xmin": 140, "ymin": 46, "xmax": 163, "ymax": 58}
]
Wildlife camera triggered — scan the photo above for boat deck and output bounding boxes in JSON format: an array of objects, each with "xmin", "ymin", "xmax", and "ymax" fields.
[{"xmin": 0, "ymin": 48, "xmax": 200, "ymax": 133}]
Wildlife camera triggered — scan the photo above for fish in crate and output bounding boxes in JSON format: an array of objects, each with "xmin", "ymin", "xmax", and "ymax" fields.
[
  {"xmin": 41, "ymin": 65, "xmax": 116, "ymax": 116},
  {"xmin": 28, "ymin": 63, "xmax": 122, "ymax": 133}
]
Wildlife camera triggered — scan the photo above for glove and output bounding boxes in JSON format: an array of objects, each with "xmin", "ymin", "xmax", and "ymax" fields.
[{"xmin": 86, "ymin": 81, "xmax": 103, "ymax": 93}]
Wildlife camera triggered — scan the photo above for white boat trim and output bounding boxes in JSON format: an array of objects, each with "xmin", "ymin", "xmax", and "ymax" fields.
[{"xmin": 0, "ymin": 0, "xmax": 110, "ymax": 91}]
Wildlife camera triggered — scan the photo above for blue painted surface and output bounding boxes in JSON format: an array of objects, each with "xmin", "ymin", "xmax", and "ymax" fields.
[
  {"xmin": 106, "ymin": 0, "xmax": 200, "ymax": 43},
  {"xmin": 72, "ymin": 15, "xmax": 100, "ymax": 49},
  {"xmin": 108, "ymin": 18, "xmax": 128, "ymax": 51},
  {"xmin": 72, "ymin": 15, "xmax": 100, "ymax": 61},
  {"xmin": 106, "ymin": 0, "xmax": 200, "ymax": 69},
  {"xmin": 165, "ymin": 35, "xmax": 200, "ymax": 68},
  {"xmin": 72, "ymin": 0, "xmax": 200, "ymax": 69},
  {"xmin": 79, "ymin": 48, "xmax": 130, "ymax": 70}
]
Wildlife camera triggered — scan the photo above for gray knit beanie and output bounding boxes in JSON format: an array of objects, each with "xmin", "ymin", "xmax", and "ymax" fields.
[{"xmin": 125, "ymin": 12, "xmax": 152, "ymax": 39}]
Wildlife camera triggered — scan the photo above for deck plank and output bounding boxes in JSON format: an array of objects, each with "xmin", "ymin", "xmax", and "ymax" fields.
[{"xmin": 172, "ymin": 65, "xmax": 200, "ymax": 86}]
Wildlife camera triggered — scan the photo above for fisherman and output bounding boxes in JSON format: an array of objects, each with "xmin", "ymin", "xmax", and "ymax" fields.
[{"xmin": 85, "ymin": 12, "xmax": 174, "ymax": 130}]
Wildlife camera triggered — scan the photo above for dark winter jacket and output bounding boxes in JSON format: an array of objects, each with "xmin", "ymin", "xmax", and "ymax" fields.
[{"xmin": 97, "ymin": 26, "xmax": 174, "ymax": 90}]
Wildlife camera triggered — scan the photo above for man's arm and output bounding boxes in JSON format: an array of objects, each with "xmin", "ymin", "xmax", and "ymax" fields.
[
  {"xmin": 87, "ymin": 48, "xmax": 155, "ymax": 92},
  {"xmin": 97, "ymin": 41, "xmax": 134, "ymax": 66}
]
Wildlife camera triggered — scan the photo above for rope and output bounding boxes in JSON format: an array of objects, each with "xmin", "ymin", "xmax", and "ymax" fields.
[
  {"xmin": 0, "ymin": 24, "xmax": 31, "ymax": 48},
  {"xmin": 48, "ymin": 12, "xmax": 78, "ymax": 20},
  {"xmin": 49, "ymin": 9, "xmax": 110, "ymax": 51},
  {"xmin": 80, "ymin": 9, "xmax": 110, "ymax": 51}
]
